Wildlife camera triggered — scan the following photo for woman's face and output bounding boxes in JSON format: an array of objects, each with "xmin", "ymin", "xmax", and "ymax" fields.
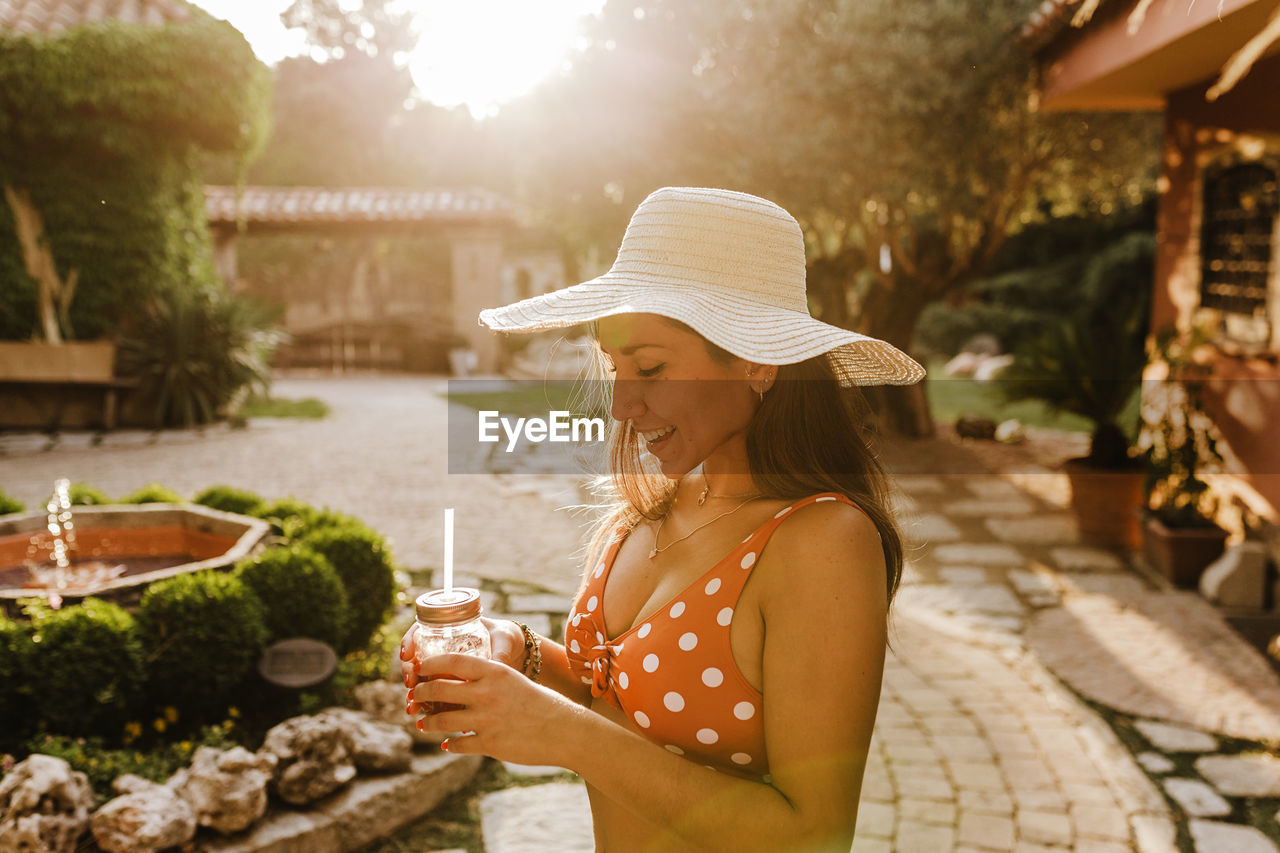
[{"xmin": 597, "ymin": 314, "xmax": 760, "ymax": 478}]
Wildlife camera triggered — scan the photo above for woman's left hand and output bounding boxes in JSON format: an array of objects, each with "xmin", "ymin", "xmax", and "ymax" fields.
[{"xmin": 409, "ymin": 652, "xmax": 584, "ymax": 768}]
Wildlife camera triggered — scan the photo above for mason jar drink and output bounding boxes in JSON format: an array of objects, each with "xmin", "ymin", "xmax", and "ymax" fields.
[{"xmin": 412, "ymin": 587, "xmax": 491, "ymax": 714}]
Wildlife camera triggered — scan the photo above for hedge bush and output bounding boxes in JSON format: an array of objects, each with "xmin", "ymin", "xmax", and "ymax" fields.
[
  {"xmin": 119, "ymin": 483, "xmax": 184, "ymax": 504},
  {"xmin": 193, "ymin": 484, "xmax": 264, "ymax": 516},
  {"xmin": 136, "ymin": 570, "xmax": 268, "ymax": 722},
  {"xmin": 300, "ymin": 521, "xmax": 397, "ymax": 654},
  {"xmin": 26, "ymin": 598, "xmax": 145, "ymax": 739},
  {"xmin": 235, "ymin": 544, "xmax": 349, "ymax": 649},
  {"xmin": 0, "ymin": 489, "xmax": 23, "ymax": 515},
  {"xmin": 250, "ymin": 497, "xmax": 347, "ymax": 541},
  {"xmin": 67, "ymin": 482, "xmax": 111, "ymax": 506},
  {"xmin": 0, "ymin": 614, "xmax": 34, "ymax": 747}
]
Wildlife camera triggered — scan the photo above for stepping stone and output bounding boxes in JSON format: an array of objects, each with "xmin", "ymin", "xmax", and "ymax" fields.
[
  {"xmin": 1189, "ymin": 819, "xmax": 1279, "ymax": 853},
  {"xmin": 1195, "ymin": 753, "xmax": 1280, "ymax": 797},
  {"xmin": 491, "ymin": 612, "xmax": 553, "ymax": 638},
  {"xmin": 1057, "ymin": 573, "xmax": 1148, "ymax": 599},
  {"xmin": 505, "ymin": 593, "xmax": 571, "ymax": 614},
  {"xmin": 899, "ymin": 476, "xmax": 947, "ymax": 495},
  {"xmin": 1047, "ymin": 546, "xmax": 1125, "ymax": 573},
  {"xmin": 932, "ymin": 543, "xmax": 1025, "ymax": 567},
  {"xmin": 938, "ymin": 566, "xmax": 989, "ymax": 584},
  {"xmin": 1008, "ymin": 569, "xmax": 1060, "ymax": 606},
  {"xmin": 1137, "ymin": 752, "xmax": 1175, "ymax": 774},
  {"xmin": 986, "ymin": 514, "xmax": 1078, "ymax": 544},
  {"xmin": 963, "ymin": 478, "xmax": 1027, "ymax": 500},
  {"xmin": 942, "ymin": 498, "xmax": 1037, "ymax": 516},
  {"xmin": 1161, "ymin": 778, "xmax": 1231, "ymax": 817},
  {"xmin": 895, "ymin": 583, "xmax": 1025, "ymax": 616},
  {"xmin": 1135, "ymin": 721, "xmax": 1218, "ymax": 753},
  {"xmin": 904, "ymin": 513, "xmax": 964, "ymax": 543},
  {"xmin": 502, "ymin": 762, "xmax": 568, "ymax": 778},
  {"xmin": 480, "ymin": 782, "xmax": 594, "ymax": 853}
]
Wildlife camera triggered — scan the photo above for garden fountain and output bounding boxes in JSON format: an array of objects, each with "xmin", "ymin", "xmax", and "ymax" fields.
[{"xmin": 0, "ymin": 479, "xmax": 270, "ymax": 613}]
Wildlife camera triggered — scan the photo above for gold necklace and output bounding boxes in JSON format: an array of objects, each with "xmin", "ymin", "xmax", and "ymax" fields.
[
  {"xmin": 697, "ymin": 471, "xmax": 759, "ymax": 506},
  {"xmin": 649, "ymin": 496, "xmax": 761, "ymax": 559}
]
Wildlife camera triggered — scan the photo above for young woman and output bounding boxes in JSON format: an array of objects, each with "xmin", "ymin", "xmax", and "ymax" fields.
[{"xmin": 402, "ymin": 187, "xmax": 923, "ymax": 852}]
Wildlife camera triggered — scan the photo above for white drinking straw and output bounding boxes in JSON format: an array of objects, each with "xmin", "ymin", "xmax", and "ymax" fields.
[{"xmin": 443, "ymin": 507, "xmax": 454, "ymax": 595}]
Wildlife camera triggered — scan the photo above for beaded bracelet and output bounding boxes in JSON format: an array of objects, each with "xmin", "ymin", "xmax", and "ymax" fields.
[{"xmin": 516, "ymin": 622, "xmax": 542, "ymax": 683}]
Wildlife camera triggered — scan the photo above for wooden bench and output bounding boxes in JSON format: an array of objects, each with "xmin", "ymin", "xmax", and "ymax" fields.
[{"xmin": 0, "ymin": 341, "xmax": 138, "ymax": 430}]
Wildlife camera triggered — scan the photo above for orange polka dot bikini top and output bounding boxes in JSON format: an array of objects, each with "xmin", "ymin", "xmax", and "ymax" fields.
[{"xmin": 565, "ymin": 492, "xmax": 859, "ymax": 778}]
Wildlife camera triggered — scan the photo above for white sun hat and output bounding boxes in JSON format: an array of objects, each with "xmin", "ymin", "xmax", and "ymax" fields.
[{"xmin": 478, "ymin": 186, "xmax": 925, "ymax": 386}]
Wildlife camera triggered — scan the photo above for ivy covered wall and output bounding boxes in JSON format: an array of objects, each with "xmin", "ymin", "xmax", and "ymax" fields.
[{"xmin": 0, "ymin": 14, "xmax": 271, "ymax": 341}]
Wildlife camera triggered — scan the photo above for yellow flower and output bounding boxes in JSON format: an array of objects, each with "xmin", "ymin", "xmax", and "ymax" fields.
[
  {"xmin": 227, "ymin": 706, "xmax": 241, "ymax": 719},
  {"xmin": 153, "ymin": 718, "xmax": 167, "ymax": 733},
  {"xmin": 164, "ymin": 706, "xmax": 179, "ymax": 724},
  {"xmin": 123, "ymin": 721, "xmax": 143, "ymax": 743}
]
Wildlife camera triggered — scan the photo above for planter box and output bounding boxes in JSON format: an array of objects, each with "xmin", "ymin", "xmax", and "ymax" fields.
[
  {"xmin": 0, "ymin": 340, "xmax": 116, "ymax": 382},
  {"xmin": 1143, "ymin": 516, "xmax": 1230, "ymax": 589},
  {"xmin": 0, "ymin": 341, "xmax": 134, "ymax": 429}
]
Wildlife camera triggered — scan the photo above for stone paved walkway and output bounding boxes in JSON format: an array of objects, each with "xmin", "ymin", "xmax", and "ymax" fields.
[{"xmin": 4, "ymin": 375, "xmax": 1279, "ymax": 852}]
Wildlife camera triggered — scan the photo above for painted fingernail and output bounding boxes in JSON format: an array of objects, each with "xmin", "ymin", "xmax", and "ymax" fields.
[
  {"xmin": 441, "ymin": 739, "xmax": 450, "ymax": 751},
  {"xmin": 416, "ymin": 718, "xmax": 426, "ymax": 732},
  {"xmin": 404, "ymin": 673, "xmax": 412, "ymax": 688},
  {"xmin": 399, "ymin": 645, "xmax": 409, "ymax": 661}
]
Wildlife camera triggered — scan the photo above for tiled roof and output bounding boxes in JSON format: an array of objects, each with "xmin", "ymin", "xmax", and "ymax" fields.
[
  {"xmin": 0, "ymin": 0, "xmax": 193, "ymax": 36},
  {"xmin": 204, "ymin": 186, "xmax": 516, "ymax": 228},
  {"xmin": 1021, "ymin": 0, "xmax": 1114, "ymax": 48}
]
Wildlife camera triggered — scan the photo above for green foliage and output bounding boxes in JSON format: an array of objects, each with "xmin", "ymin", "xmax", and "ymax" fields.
[
  {"xmin": 238, "ymin": 394, "xmax": 330, "ymax": 420},
  {"xmin": 250, "ymin": 497, "xmax": 347, "ymax": 541},
  {"xmin": 119, "ymin": 483, "xmax": 184, "ymax": 505},
  {"xmin": 136, "ymin": 571, "xmax": 268, "ymax": 721},
  {"xmin": 24, "ymin": 720, "xmax": 241, "ymax": 803},
  {"xmin": 0, "ymin": 489, "xmax": 24, "ymax": 515},
  {"xmin": 193, "ymin": 485, "xmax": 264, "ymax": 516},
  {"xmin": 25, "ymin": 598, "xmax": 145, "ymax": 739},
  {"xmin": 998, "ymin": 233, "xmax": 1155, "ymax": 466},
  {"xmin": 299, "ymin": 522, "xmax": 397, "ymax": 653},
  {"xmin": 235, "ymin": 545, "xmax": 349, "ymax": 649},
  {"xmin": 0, "ymin": 615, "xmax": 34, "ymax": 747},
  {"xmin": 116, "ymin": 285, "xmax": 283, "ymax": 428},
  {"xmin": 67, "ymin": 482, "xmax": 111, "ymax": 506}
]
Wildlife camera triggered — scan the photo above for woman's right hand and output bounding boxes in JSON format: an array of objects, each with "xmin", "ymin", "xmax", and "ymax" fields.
[{"xmin": 399, "ymin": 617, "xmax": 527, "ymax": 691}]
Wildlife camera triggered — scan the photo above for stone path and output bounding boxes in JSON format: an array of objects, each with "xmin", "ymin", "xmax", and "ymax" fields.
[{"xmin": 5, "ymin": 375, "xmax": 1280, "ymax": 852}]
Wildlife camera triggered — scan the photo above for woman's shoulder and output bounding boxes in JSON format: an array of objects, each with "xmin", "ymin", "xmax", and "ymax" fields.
[{"xmin": 756, "ymin": 492, "xmax": 886, "ymax": 592}]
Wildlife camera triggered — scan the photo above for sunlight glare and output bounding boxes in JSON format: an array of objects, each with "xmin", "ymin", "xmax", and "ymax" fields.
[{"xmin": 409, "ymin": 0, "xmax": 605, "ymax": 119}]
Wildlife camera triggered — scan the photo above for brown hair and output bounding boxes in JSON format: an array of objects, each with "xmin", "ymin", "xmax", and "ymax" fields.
[{"xmin": 581, "ymin": 320, "xmax": 905, "ymax": 607}]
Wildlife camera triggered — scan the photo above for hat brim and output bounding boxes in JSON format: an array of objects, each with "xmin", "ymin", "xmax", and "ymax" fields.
[{"xmin": 478, "ymin": 273, "xmax": 925, "ymax": 387}]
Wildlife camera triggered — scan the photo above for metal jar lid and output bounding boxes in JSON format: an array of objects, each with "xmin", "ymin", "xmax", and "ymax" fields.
[{"xmin": 415, "ymin": 587, "xmax": 482, "ymax": 625}]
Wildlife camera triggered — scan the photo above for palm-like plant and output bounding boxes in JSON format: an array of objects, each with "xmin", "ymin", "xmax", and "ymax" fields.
[{"xmin": 117, "ymin": 285, "xmax": 283, "ymax": 428}]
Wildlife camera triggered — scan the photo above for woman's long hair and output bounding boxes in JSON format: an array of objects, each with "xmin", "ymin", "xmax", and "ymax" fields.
[{"xmin": 580, "ymin": 321, "xmax": 906, "ymax": 609}]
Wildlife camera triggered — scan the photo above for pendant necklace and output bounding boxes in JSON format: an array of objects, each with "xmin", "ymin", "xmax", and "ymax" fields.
[
  {"xmin": 649, "ymin": 495, "xmax": 761, "ymax": 559},
  {"xmin": 697, "ymin": 470, "xmax": 759, "ymax": 506}
]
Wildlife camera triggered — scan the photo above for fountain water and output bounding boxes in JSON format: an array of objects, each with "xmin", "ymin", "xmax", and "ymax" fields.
[{"xmin": 0, "ymin": 481, "xmax": 270, "ymax": 613}]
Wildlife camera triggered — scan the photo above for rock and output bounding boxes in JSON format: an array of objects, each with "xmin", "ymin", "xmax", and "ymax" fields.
[
  {"xmin": 0, "ymin": 754, "xmax": 96, "ymax": 853},
  {"xmin": 1134, "ymin": 720, "xmax": 1218, "ymax": 753},
  {"xmin": 944, "ymin": 351, "xmax": 981, "ymax": 377},
  {"xmin": 994, "ymin": 419, "xmax": 1026, "ymax": 444},
  {"xmin": 1189, "ymin": 819, "xmax": 1279, "ymax": 853},
  {"xmin": 90, "ymin": 785, "xmax": 195, "ymax": 853},
  {"xmin": 1195, "ymin": 753, "xmax": 1280, "ymax": 797},
  {"xmin": 259, "ymin": 714, "xmax": 358, "ymax": 805},
  {"xmin": 973, "ymin": 354, "xmax": 1014, "ymax": 382},
  {"xmin": 955, "ymin": 414, "xmax": 997, "ymax": 440},
  {"xmin": 316, "ymin": 707, "xmax": 413, "ymax": 772},
  {"xmin": 1200, "ymin": 542, "xmax": 1269, "ymax": 607},
  {"xmin": 353, "ymin": 679, "xmax": 443, "ymax": 746},
  {"xmin": 480, "ymin": 782, "xmax": 594, "ymax": 853},
  {"xmin": 112, "ymin": 774, "xmax": 158, "ymax": 795},
  {"xmin": 960, "ymin": 333, "xmax": 1001, "ymax": 356},
  {"xmin": 1161, "ymin": 777, "xmax": 1230, "ymax": 817},
  {"xmin": 169, "ymin": 745, "xmax": 275, "ymax": 835},
  {"xmin": 1137, "ymin": 752, "xmax": 1175, "ymax": 774}
]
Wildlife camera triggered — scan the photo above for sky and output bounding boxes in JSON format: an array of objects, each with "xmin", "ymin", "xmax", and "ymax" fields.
[{"xmin": 188, "ymin": 0, "xmax": 607, "ymax": 118}]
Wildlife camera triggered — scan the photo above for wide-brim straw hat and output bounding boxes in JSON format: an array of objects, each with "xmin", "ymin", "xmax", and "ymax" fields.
[{"xmin": 479, "ymin": 187, "xmax": 925, "ymax": 386}]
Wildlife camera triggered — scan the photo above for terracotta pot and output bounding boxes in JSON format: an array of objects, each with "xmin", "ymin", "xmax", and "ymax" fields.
[
  {"xmin": 1062, "ymin": 458, "xmax": 1145, "ymax": 550},
  {"xmin": 1142, "ymin": 516, "xmax": 1229, "ymax": 589}
]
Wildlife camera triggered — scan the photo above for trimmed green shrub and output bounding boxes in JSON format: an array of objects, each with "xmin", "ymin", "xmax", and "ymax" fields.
[
  {"xmin": 119, "ymin": 483, "xmax": 184, "ymax": 504},
  {"xmin": 250, "ymin": 497, "xmax": 346, "ymax": 541},
  {"xmin": 136, "ymin": 570, "xmax": 268, "ymax": 721},
  {"xmin": 193, "ymin": 484, "xmax": 264, "ymax": 516},
  {"xmin": 300, "ymin": 521, "xmax": 397, "ymax": 653},
  {"xmin": 0, "ymin": 489, "xmax": 23, "ymax": 515},
  {"xmin": 0, "ymin": 614, "xmax": 34, "ymax": 747},
  {"xmin": 235, "ymin": 545, "xmax": 349, "ymax": 649},
  {"xmin": 67, "ymin": 482, "xmax": 111, "ymax": 506},
  {"xmin": 26, "ymin": 598, "xmax": 145, "ymax": 738}
]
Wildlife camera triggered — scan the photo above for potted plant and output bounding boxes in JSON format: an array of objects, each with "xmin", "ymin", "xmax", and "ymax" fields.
[
  {"xmin": 998, "ymin": 234, "xmax": 1153, "ymax": 549},
  {"xmin": 1137, "ymin": 323, "xmax": 1230, "ymax": 588}
]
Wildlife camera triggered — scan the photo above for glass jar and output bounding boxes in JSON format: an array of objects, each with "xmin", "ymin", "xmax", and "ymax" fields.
[{"xmin": 412, "ymin": 587, "xmax": 491, "ymax": 714}]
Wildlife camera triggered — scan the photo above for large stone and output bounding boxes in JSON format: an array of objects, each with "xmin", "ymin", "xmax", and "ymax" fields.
[
  {"xmin": 1195, "ymin": 753, "xmax": 1280, "ymax": 797},
  {"xmin": 1161, "ymin": 778, "xmax": 1231, "ymax": 817},
  {"xmin": 1189, "ymin": 819, "xmax": 1280, "ymax": 853},
  {"xmin": 1047, "ymin": 546, "xmax": 1125, "ymax": 572},
  {"xmin": 169, "ymin": 746, "xmax": 275, "ymax": 835},
  {"xmin": 316, "ymin": 707, "xmax": 413, "ymax": 772},
  {"xmin": 352, "ymin": 679, "xmax": 442, "ymax": 746},
  {"xmin": 480, "ymin": 781, "xmax": 594, "ymax": 853},
  {"xmin": 90, "ymin": 785, "xmax": 196, "ymax": 853},
  {"xmin": 1134, "ymin": 720, "xmax": 1217, "ymax": 753},
  {"xmin": 0, "ymin": 754, "xmax": 96, "ymax": 853},
  {"xmin": 931, "ymin": 543, "xmax": 1025, "ymax": 566},
  {"xmin": 259, "ymin": 714, "xmax": 358, "ymax": 805},
  {"xmin": 1200, "ymin": 542, "xmax": 1269, "ymax": 608}
]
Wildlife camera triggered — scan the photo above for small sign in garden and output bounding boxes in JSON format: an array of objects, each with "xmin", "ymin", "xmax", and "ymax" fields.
[{"xmin": 258, "ymin": 637, "xmax": 338, "ymax": 688}]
